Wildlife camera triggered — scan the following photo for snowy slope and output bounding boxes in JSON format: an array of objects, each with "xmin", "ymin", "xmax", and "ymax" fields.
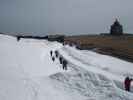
[
  {"xmin": 0, "ymin": 34, "xmax": 133, "ymax": 100},
  {"xmin": 59, "ymin": 45, "xmax": 133, "ymax": 90},
  {"xmin": 0, "ymin": 34, "xmax": 63, "ymax": 79},
  {"xmin": 61, "ymin": 45, "xmax": 133, "ymax": 76}
]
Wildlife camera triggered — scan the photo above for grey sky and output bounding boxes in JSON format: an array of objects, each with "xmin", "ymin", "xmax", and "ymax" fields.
[{"xmin": 0, "ymin": 0, "xmax": 133, "ymax": 35}]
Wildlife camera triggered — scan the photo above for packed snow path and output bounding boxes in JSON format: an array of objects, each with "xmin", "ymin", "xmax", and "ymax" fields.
[{"xmin": 0, "ymin": 34, "xmax": 133, "ymax": 100}]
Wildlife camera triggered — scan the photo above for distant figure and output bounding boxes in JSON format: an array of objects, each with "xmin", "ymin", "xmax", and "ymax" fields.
[
  {"xmin": 59, "ymin": 56, "xmax": 63, "ymax": 64},
  {"xmin": 17, "ymin": 36, "xmax": 21, "ymax": 41},
  {"xmin": 55, "ymin": 50, "xmax": 59, "ymax": 58},
  {"xmin": 62, "ymin": 60, "xmax": 68, "ymax": 70},
  {"xmin": 63, "ymin": 42, "xmax": 65, "ymax": 46},
  {"xmin": 52, "ymin": 56, "xmax": 55, "ymax": 62},
  {"xmin": 124, "ymin": 76, "xmax": 133, "ymax": 91},
  {"xmin": 50, "ymin": 50, "xmax": 53, "ymax": 56}
]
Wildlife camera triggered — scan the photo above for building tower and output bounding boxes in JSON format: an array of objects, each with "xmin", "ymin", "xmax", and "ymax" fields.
[{"xmin": 110, "ymin": 19, "xmax": 123, "ymax": 35}]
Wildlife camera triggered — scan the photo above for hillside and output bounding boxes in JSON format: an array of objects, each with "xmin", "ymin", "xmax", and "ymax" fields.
[
  {"xmin": 64, "ymin": 35, "xmax": 133, "ymax": 62},
  {"xmin": 0, "ymin": 34, "xmax": 133, "ymax": 100}
]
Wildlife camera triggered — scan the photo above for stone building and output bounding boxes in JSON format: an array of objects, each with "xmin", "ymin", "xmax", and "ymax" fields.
[{"xmin": 110, "ymin": 19, "xmax": 123, "ymax": 35}]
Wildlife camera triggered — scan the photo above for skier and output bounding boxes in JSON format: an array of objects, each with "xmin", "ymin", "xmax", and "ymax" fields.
[{"xmin": 124, "ymin": 76, "xmax": 133, "ymax": 91}]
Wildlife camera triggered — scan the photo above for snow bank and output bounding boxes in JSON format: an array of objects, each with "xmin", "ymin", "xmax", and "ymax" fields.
[{"xmin": 50, "ymin": 64, "xmax": 133, "ymax": 100}]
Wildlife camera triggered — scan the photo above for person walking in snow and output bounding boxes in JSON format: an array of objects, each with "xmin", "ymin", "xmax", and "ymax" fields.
[
  {"xmin": 17, "ymin": 36, "xmax": 21, "ymax": 41},
  {"xmin": 62, "ymin": 60, "xmax": 68, "ymax": 70},
  {"xmin": 59, "ymin": 56, "xmax": 63, "ymax": 64},
  {"xmin": 52, "ymin": 56, "xmax": 55, "ymax": 62},
  {"xmin": 124, "ymin": 76, "xmax": 133, "ymax": 91},
  {"xmin": 50, "ymin": 50, "xmax": 53, "ymax": 56},
  {"xmin": 55, "ymin": 50, "xmax": 59, "ymax": 58}
]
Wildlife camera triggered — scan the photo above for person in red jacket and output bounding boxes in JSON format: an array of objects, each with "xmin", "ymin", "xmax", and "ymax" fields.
[{"xmin": 124, "ymin": 76, "xmax": 133, "ymax": 91}]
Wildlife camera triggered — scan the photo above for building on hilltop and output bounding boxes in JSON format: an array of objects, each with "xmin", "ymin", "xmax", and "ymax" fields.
[{"xmin": 110, "ymin": 19, "xmax": 123, "ymax": 35}]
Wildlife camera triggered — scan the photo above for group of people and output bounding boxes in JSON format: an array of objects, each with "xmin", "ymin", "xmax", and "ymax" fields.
[{"xmin": 50, "ymin": 50, "xmax": 68, "ymax": 70}]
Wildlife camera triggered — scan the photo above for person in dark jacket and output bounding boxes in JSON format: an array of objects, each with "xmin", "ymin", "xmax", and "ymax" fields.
[
  {"xmin": 50, "ymin": 50, "xmax": 53, "ymax": 56},
  {"xmin": 55, "ymin": 50, "xmax": 59, "ymax": 58},
  {"xmin": 59, "ymin": 56, "xmax": 63, "ymax": 64},
  {"xmin": 124, "ymin": 76, "xmax": 133, "ymax": 91},
  {"xmin": 62, "ymin": 60, "xmax": 68, "ymax": 70},
  {"xmin": 17, "ymin": 36, "xmax": 21, "ymax": 41},
  {"xmin": 52, "ymin": 56, "xmax": 55, "ymax": 61}
]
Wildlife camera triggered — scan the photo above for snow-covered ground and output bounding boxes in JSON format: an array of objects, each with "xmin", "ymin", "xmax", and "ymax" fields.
[{"xmin": 0, "ymin": 34, "xmax": 133, "ymax": 100}]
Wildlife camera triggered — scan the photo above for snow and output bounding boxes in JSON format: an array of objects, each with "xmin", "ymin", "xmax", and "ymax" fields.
[
  {"xmin": 0, "ymin": 34, "xmax": 133, "ymax": 100},
  {"xmin": 0, "ymin": 34, "xmax": 63, "ymax": 79},
  {"xmin": 60, "ymin": 45, "xmax": 133, "ymax": 79}
]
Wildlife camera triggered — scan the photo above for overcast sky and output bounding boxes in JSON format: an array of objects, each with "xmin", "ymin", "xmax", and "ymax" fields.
[{"xmin": 0, "ymin": 0, "xmax": 133, "ymax": 35}]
